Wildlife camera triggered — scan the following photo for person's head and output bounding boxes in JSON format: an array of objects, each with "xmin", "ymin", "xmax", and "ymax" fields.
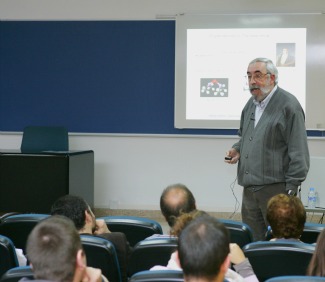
[
  {"xmin": 51, "ymin": 195, "xmax": 96, "ymax": 232},
  {"xmin": 26, "ymin": 215, "xmax": 86, "ymax": 282},
  {"xmin": 247, "ymin": 57, "xmax": 278, "ymax": 102},
  {"xmin": 160, "ymin": 183, "xmax": 197, "ymax": 227},
  {"xmin": 282, "ymin": 48, "xmax": 289, "ymax": 55},
  {"xmin": 178, "ymin": 215, "xmax": 230, "ymax": 282},
  {"xmin": 266, "ymin": 193, "xmax": 306, "ymax": 239},
  {"xmin": 171, "ymin": 209, "xmax": 209, "ymax": 237},
  {"xmin": 307, "ymin": 229, "xmax": 325, "ymax": 276}
]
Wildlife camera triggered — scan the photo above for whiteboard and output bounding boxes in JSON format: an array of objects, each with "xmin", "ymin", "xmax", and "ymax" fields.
[{"xmin": 300, "ymin": 157, "xmax": 325, "ymax": 208}]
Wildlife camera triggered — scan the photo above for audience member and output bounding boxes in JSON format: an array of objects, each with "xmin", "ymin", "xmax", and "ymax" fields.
[
  {"xmin": 51, "ymin": 194, "xmax": 132, "ymax": 282},
  {"xmin": 151, "ymin": 211, "xmax": 258, "ymax": 282},
  {"xmin": 266, "ymin": 193, "xmax": 306, "ymax": 241},
  {"xmin": 160, "ymin": 183, "xmax": 197, "ymax": 228},
  {"xmin": 21, "ymin": 215, "xmax": 108, "ymax": 282},
  {"xmin": 307, "ymin": 228, "xmax": 325, "ymax": 276},
  {"xmin": 178, "ymin": 215, "xmax": 258, "ymax": 282}
]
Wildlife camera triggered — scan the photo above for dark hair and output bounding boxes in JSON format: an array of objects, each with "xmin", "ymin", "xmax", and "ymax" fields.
[
  {"xmin": 178, "ymin": 215, "xmax": 230, "ymax": 280},
  {"xmin": 307, "ymin": 229, "xmax": 325, "ymax": 276},
  {"xmin": 266, "ymin": 194, "xmax": 306, "ymax": 239},
  {"xmin": 160, "ymin": 183, "xmax": 196, "ymax": 227},
  {"xmin": 26, "ymin": 215, "xmax": 82, "ymax": 281},
  {"xmin": 50, "ymin": 195, "xmax": 89, "ymax": 230}
]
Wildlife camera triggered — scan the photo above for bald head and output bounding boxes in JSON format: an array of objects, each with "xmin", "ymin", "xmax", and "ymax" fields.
[{"xmin": 160, "ymin": 184, "xmax": 196, "ymax": 227}]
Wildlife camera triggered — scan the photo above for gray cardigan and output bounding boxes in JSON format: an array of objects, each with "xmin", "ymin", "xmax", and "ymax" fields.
[{"xmin": 232, "ymin": 87, "xmax": 310, "ymax": 192}]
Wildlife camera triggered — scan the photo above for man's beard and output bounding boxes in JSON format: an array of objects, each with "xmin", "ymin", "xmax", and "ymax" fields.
[{"xmin": 249, "ymin": 84, "xmax": 273, "ymax": 102}]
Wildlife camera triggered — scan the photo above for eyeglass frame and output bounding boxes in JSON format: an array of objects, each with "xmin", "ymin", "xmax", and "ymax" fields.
[{"xmin": 245, "ymin": 71, "xmax": 271, "ymax": 82}]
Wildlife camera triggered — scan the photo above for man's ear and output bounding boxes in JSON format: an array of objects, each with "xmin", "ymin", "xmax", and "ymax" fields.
[
  {"xmin": 84, "ymin": 210, "xmax": 92, "ymax": 223},
  {"xmin": 220, "ymin": 254, "xmax": 231, "ymax": 275},
  {"xmin": 76, "ymin": 249, "xmax": 87, "ymax": 269}
]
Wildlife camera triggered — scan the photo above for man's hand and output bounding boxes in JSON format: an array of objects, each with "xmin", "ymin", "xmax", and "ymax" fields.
[
  {"xmin": 225, "ymin": 148, "xmax": 240, "ymax": 164},
  {"xmin": 82, "ymin": 266, "xmax": 109, "ymax": 282},
  {"xmin": 229, "ymin": 243, "xmax": 246, "ymax": 265},
  {"xmin": 93, "ymin": 219, "xmax": 110, "ymax": 235}
]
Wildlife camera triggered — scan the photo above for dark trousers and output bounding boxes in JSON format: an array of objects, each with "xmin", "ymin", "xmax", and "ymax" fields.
[{"xmin": 241, "ymin": 183, "xmax": 286, "ymax": 241}]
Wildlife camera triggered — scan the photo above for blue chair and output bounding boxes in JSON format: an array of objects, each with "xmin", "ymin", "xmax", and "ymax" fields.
[
  {"xmin": 20, "ymin": 126, "xmax": 68, "ymax": 153},
  {"xmin": 98, "ymin": 216, "xmax": 163, "ymax": 247},
  {"xmin": 128, "ymin": 237, "xmax": 178, "ymax": 277},
  {"xmin": 0, "ymin": 213, "xmax": 49, "ymax": 253},
  {"xmin": 243, "ymin": 241, "xmax": 315, "ymax": 281},
  {"xmin": 265, "ymin": 276, "xmax": 325, "ymax": 282},
  {"xmin": 0, "ymin": 266, "xmax": 33, "ymax": 282},
  {"xmin": 129, "ymin": 270, "xmax": 184, "ymax": 282},
  {"xmin": 219, "ymin": 219, "xmax": 253, "ymax": 248},
  {"xmin": 0, "ymin": 235, "xmax": 19, "ymax": 278},
  {"xmin": 80, "ymin": 235, "xmax": 122, "ymax": 282},
  {"xmin": 265, "ymin": 222, "xmax": 325, "ymax": 243}
]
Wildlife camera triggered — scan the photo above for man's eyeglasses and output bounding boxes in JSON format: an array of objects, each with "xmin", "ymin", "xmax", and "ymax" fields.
[{"xmin": 245, "ymin": 72, "xmax": 270, "ymax": 82}]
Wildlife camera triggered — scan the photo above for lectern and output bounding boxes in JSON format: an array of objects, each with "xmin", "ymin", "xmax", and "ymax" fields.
[{"xmin": 0, "ymin": 150, "xmax": 94, "ymax": 213}]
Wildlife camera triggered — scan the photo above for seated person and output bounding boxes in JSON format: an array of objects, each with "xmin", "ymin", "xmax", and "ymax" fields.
[
  {"xmin": 21, "ymin": 215, "xmax": 108, "ymax": 282},
  {"xmin": 178, "ymin": 214, "xmax": 258, "ymax": 282},
  {"xmin": 151, "ymin": 210, "xmax": 258, "ymax": 282},
  {"xmin": 146, "ymin": 183, "xmax": 197, "ymax": 240},
  {"xmin": 266, "ymin": 193, "xmax": 306, "ymax": 241},
  {"xmin": 51, "ymin": 194, "xmax": 132, "ymax": 282}
]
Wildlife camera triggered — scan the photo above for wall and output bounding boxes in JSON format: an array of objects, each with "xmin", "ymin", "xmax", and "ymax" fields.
[
  {"xmin": 1, "ymin": 0, "xmax": 325, "ymax": 213},
  {"xmin": 1, "ymin": 133, "xmax": 325, "ymax": 212}
]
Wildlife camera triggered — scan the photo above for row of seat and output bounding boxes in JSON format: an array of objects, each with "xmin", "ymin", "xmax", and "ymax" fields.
[{"xmin": 1, "ymin": 213, "xmax": 325, "ymax": 281}]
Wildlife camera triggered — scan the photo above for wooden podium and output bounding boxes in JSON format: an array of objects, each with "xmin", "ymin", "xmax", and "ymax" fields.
[{"xmin": 0, "ymin": 150, "xmax": 94, "ymax": 213}]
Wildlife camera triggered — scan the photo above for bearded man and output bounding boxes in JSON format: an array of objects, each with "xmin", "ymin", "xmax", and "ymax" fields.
[{"xmin": 225, "ymin": 57, "xmax": 309, "ymax": 241}]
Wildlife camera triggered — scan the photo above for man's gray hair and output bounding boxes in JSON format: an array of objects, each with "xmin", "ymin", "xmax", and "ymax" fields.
[{"xmin": 249, "ymin": 57, "xmax": 279, "ymax": 84}]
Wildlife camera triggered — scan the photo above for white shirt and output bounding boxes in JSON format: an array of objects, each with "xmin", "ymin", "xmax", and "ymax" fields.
[{"xmin": 253, "ymin": 85, "xmax": 277, "ymax": 127}]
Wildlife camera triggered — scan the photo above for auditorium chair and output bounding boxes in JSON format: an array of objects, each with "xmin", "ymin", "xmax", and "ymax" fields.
[
  {"xmin": 219, "ymin": 218, "xmax": 254, "ymax": 248},
  {"xmin": 265, "ymin": 222, "xmax": 325, "ymax": 243},
  {"xmin": 80, "ymin": 235, "xmax": 122, "ymax": 282},
  {"xmin": 128, "ymin": 237, "xmax": 178, "ymax": 277},
  {"xmin": 0, "ymin": 235, "xmax": 19, "ymax": 278},
  {"xmin": 0, "ymin": 213, "xmax": 49, "ymax": 253},
  {"xmin": 0, "ymin": 266, "xmax": 33, "ymax": 282},
  {"xmin": 98, "ymin": 216, "xmax": 163, "ymax": 247},
  {"xmin": 243, "ymin": 241, "xmax": 315, "ymax": 281},
  {"xmin": 129, "ymin": 270, "xmax": 184, "ymax": 282},
  {"xmin": 265, "ymin": 276, "xmax": 325, "ymax": 282},
  {"xmin": 20, "ymin": 125, "xmax": 68, "ymax": 153}
]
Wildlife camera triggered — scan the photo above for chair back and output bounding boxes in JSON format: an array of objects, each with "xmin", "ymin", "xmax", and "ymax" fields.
[
  {"xmin": 265, "ymin": 222, "xmax": 325, "ymax": 244},
  {"xmin": 265, "ymin": 276, "xmax": 325, "ymax": 282},
  {"xmin": 301, "ymin": 222, "xmax": 325, "ymax": 243},
  {"xmin": 129, "ymin": 270, "xmax": 184, "ymax": 282},
  {"xmin": 0, "ymin": 235, "xmax": 19, "ymax": 278},
  {"xmin": 128, "ymin": 237, "xmax": 178, "ymax": 277},
  {"xmin": 80, "ymin": 235, "xmax": 122, "ymax": 282},
  {"xmin": 0, "ymin": 214, "xmax": 49, "ymax": 253},
  {"xmin": 243, "ymin": 241, "xmax": 315, "ymax": 281},
  {"xmin": 98, "ymin": 216, "xmax": 163, "ymax": 247},
  {"xmin": 21, "ymin": 126, "xmax": 68, "ymax": 153},
  {"xmin": 219, "ymin": 218, "xmax": 254, "ymax": 248},
  {"xmin": 0, "ymin": 266, "xmax": 33, "ymax": 282}
]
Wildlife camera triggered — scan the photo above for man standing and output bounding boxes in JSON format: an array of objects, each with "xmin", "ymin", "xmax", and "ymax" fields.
[{"xmin": 225, "ymin": 57, "xmax": 309, "ymax": 241}]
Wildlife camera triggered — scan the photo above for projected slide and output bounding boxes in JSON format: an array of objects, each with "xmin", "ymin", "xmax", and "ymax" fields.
[{"xmin": 185, "ymin": 28, "xmax": 306, "ymax": 121}]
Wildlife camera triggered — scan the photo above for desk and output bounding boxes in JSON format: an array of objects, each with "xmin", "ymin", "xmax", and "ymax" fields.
[
  {"xmin": 305, "ymin": 207, "xmax": 325, "ymax": 224},
  {"xmin": 0, "ymin": 150, "xmax": 94, "ymax": 213}
]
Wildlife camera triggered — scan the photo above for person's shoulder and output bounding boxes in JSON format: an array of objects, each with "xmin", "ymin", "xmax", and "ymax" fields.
[{"xmin": 275, "ymin": 87, "xmax": 303, "ymax": 109}]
